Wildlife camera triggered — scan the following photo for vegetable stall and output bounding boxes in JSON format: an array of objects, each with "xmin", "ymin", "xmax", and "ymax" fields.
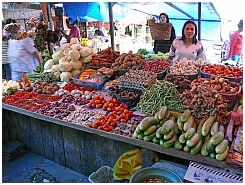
[{"xmin": 2, "ymin": 39, "xmax": 243, "ymax": 179}]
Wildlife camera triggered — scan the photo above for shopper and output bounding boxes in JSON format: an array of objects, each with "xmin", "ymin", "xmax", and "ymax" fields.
[
  {"xmin": 168, "ymin": 20, "xmax": 206, "ymax": 62},
  {"xmin": 95, "ymin": 28, "xmax": 104, "ymax": 36},
  {"xmin": 56, "ymin": 18, "xmax": 81, "ymax": 43},
  {"xmin": 2, "ymin": 20, "xmax": 12, "ymax": 80},
  {"xmin": 153, "ymin": 12, "xmax": 176, "ymax": 54},
  {"xmin": 7, "ymin": 19, "xmax": 42, "ymax": 81},
  {"xmin": 228, "ymin": 19, "xmax": 243, "ymax": 63},
  {"xmin": 221, "ymin": 31, "xmax": 233, "ymax": 61}
]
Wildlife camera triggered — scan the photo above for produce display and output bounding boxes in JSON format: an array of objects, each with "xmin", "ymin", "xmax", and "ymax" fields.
[
  {"xmin": 119, "ymin": 70, "xmax": 157, "ymax": 91},
  {"xmin": 144, "ymin": 51, "xmax": 169, "ymax": 60},
  {"xmin": 138, "ymin": 58, "xmax": 170, "ymax": 73},
  {"xmin": 201, "ymin": 64, "xmax": 242, "ymax": 78},
  {"xmin": 89, "ymin": 47, "xmax": 120, "ymax": 67},
  {"xmin": 111, "ymin": 51, "xmax": 144, "ymax": 70},
  {"xmin": 169, "ymin": 58, "xmax": 202, "ymax": 75},
  {"xmin": 2, "ymin": 42, "xmax": 243, "ymax": 169}
]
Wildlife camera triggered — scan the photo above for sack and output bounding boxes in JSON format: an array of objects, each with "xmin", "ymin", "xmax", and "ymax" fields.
[
  {"xmin": 149, "ymin": 23, "xmax": 172, "ymax": 40},
  {"xmin": 113, "ymin": 148, "xmax": 142, "ymax": 180}
]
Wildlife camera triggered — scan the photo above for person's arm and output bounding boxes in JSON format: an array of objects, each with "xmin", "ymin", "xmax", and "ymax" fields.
[
  {"xmin": 228, "ymin": 33, "xmax": 237, "ymax": 59},
  {"xmin": 34, "ymin": 50, "xmax": 42, "ymax": 64},
  {"xmin": 170, "ymin": 26, "xmax": 176, "ymax": 42},
  {"xmin": 56, "ymin": 27, "xmax": 73, "ymax": 42}
]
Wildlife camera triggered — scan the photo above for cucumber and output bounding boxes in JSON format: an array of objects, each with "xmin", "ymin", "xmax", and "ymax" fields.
[
  {"xmin": 201, "ymin": 138, "xmax": 210, "ymax": 156},
  {"xmin": 183, "ymin": 115, "xmax": 194, "ymax": 132},
  {"xmin": 174, "ymin": 140, "xmax": 183, "ymax": 150},
  {"xmin": 179, "ymin": 133, "xmax": 187, "ymax": 144},
  {"xmin": 159, "ymin": 120, "xmax": 165, "ymax": 126},
  {"xmin": 186, "ymin": 133, "xmax": 200, "ymax": 148},
  {"xmin": 177, "ymin": 115, "xmax": 184, "ymax": 130},
  {"xmin": 139, "ymin": 117, "xmax": 157, "ymax": 131},
  {"xmin": 218, "ymin": 125, "xmax": 225, "ymax": 134},
  {"xmin": 154, "ymin": 111, "xmax": 160, "ymax": 123},
  {"xmin": 158, "ymin": 106, "xmax": 168, "ymax": 120},
  {"xmin": 170, "ymin": 111, "xmax": 182, "ymax": 119},
  {"xmin": 197, "ymin": 118, "xmax": 206, "ymax": 140},
  {"xmin": 190, "ymin": 139, "xmax": 203, "ymax": 155},
  {"xmin": 137, "ymin": 132, "xmax": 145, "ymax": 140},
  {"xmin": 164, "ymin": 110, "xmax": 171, "ymax": 121},
  {"xmin": 162, "ymin": 133, "xmax": 177, "ymax": 148},
  {"xmin": 210, "ymin": 152, "xmax": 216, "ymax": 159},
  {"xmin": 144, "ymin": 125, "xmax": 158, "ymax": 136},
  {"xmin": 216, "ymin": 146, "xmax": 229, "ymax": 161},
  {"xmin": 152, "ymin": 136, "xmax": 160, "ymax": 144},
  {"xmin": 156, "ymin": 127, "xmax": 163, "ymax": 139},
  {"xmin": 168, "ymin": 115, "xmax": 176, "ymax": 122},
  {"xmin": 180, "ymin": 109, "xmax": 191, "ymax": 122},
  {"xmin": 160, "ymin": 138, "xmax": 166, "ymax": 146},
  {"xmin": 210, "ymin": 132, "xmax": 224, "ymax": 145},
  {"xmin": 185, "ymin": 127, "xmax": 195, "ymax": 140},
  {"xmin": 163, "ymin": 129, "xmax": 174, "ymax": 140},
  {"xmin": 215, "ymin": 139, "xmax": 228, "ymax": 154},
  {"xmin": 183, "ymin": 145, "xmax": 191, "ymax": 152},
  {"xmin": 143, "ymin": 132, "xmax": 156, "ymax": 142},
  {"xmin": 133, "ymin": 129, "xmax": 139, "ymax": 139},
  {"xmin": 206, "ymin": 139, "xmax": 215, "ymax": 153},
  {"xmin": 174, "ymin": 123, "xmax": 182, "ymax": 135},
  {"xmin": 161, "ymin": 120, "xmax": 175, "ymax": 135},
  {"xmin": 210, "ymin": 121, "xmax": 219, "ymax": 136},
  {"xmin": 201, "ymin": 116, "xmax": 215, "ymax": 136},
  {"xmin": 135, "ymin": 126, "xmax": 141, "ymax": 134}
]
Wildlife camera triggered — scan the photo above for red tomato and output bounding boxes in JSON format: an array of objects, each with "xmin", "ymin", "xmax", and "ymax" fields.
[
  {"xmin": 95, "ymin": 100, "xmax": 102, "ymax": 104},
  {"xmin": 107, "ymin": 107, "xmax": 112, "ymax": 112},
  {"xmin": 92, "ymin": 123, "xmax": 98, "ymax": 129},
  {"xmin": 96, "ymin": 104, "xmax": 101, "ymax": 109}
]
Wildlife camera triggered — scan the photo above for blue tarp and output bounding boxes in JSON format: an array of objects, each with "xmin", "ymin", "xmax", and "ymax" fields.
[
  {"xmin": 63, "ymin": 2, "xmax": 126, "ymax": 23},
  {"xmin": 62, "ymin": 2, "xmax": 222, "ymax": 42}
]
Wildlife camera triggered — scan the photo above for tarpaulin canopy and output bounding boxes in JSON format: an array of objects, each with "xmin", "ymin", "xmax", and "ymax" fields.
[{"xmin": 63, "ymin": 2, "xmax": 127, "ymax": 23}]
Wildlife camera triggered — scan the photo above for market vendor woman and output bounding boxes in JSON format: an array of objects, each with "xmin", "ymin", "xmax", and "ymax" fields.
[
  {"xmin": 56, "ymin": 18, "xmax": 80, "ymax": 43},
  {"xmin": 168, "ymin": 20, "xmax": 206, "ymax": 62}
]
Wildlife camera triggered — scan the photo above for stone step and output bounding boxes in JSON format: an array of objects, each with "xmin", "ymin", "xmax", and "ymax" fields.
[{"xmin": 2, "ymin": 140, "xmax": 29, "ymax": 163}]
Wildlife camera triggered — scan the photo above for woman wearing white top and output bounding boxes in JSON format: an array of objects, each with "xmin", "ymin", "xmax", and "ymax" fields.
[{"xmin": 168, "ymin": 20, "xmax": 206, "ymax": 62}]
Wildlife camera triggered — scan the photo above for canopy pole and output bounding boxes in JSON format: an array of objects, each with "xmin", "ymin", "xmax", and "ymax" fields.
[
  {"xmin": 108, "ymin": 2, "xmax": 115, "ymax": 50},
  {"xmin": 198, "ymin": 2, "xmax": 201, "ymax": 41}
]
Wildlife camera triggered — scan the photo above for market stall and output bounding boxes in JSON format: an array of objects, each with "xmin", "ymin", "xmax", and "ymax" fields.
[{"xmin": 2, "ymin": 27, "xmax": 243, "ymax": 182}]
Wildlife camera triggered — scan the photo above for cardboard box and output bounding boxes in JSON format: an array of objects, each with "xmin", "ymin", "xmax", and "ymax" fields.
[{"xmin": 184, "ymin": 161, "xmax": 243, "ymax": 183}]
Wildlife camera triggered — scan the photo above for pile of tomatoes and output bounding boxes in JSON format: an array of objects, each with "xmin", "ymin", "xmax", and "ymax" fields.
[
  {"xmin": 88, "ymin": 96, "xmax": 133, "ymax": 132},
  {"xmin": 201, "ymin": 64, "xmax": 242, "ymax": 78}
]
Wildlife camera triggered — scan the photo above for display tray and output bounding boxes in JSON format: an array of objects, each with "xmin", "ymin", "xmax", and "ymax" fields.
[
  {"xmin": 72, "ymin": 72, "xmax": 110, "ymax": 90},
  {"xmin": 200, "ymin": 66, "xmax": 242, "ymax": 84},
  {"xmin": 167, "ymin": 68, "xmax": 199, "ymax": 81},
  {"xmin": 137, "ymin": 59, "xmax": 171, "ymax": 80}
]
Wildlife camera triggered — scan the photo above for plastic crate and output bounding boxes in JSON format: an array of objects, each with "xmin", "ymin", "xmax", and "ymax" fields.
[
  {"xmin": 88, "ymin": 166, "xmax": 114, "ymax": 183},
  {"xmin": 72, "ymin": 72, "xmax": 109, "ymax": 90},
  {"xmin": 200, "ymin": 66, "xmax": 242, "ymax": 84}
]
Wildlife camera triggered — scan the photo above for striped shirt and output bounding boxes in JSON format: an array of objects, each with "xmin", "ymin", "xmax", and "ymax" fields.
[{"xmin": 2, "ymin": 40, "xmax": 10, "ymax": 64}]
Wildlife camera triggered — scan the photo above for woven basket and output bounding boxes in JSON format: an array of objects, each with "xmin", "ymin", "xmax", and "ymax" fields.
[
  {"xmin": 191, "ymin": 78, "xmax": 242, "ymax": 110},
  {"xmin": 149, "ymin": 23, "xmax": 172, "ymax": 40}
]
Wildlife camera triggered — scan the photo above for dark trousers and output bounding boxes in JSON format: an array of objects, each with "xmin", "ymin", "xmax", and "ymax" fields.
[{"xmin": 2, "ymin": 64, "xmax": 12, "ymax": 80}]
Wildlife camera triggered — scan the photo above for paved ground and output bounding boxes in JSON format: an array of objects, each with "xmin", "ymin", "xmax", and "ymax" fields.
[{"xmin": 2, "ymin": 140, "xmax": 90, "ymax": 183}]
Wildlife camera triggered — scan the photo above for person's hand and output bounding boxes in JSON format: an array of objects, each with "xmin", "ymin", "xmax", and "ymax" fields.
[{"xmin": 55, "ymin": 27, "xmax": 61, "ymax": 32}]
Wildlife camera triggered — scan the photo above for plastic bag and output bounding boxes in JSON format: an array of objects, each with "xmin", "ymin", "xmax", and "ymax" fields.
[{"xmin": 113, "ymin": 148, "xmax": 142, "ymax": 180}]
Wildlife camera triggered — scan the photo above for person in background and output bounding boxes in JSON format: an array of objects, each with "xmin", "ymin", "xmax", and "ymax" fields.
[
  {"xmin": 56, "ymin": 18, "xmax": 80, "ymax": 43},
  {"xmin": 168, "ymin": 20, "xmax": 206, "ymax": 62},
  {"xmin": 153, "ymin": 12, "xmax": 176, "ymax": 54},
  {"xmin": 2, "ymin": 20, "xmax": 13, "ymax": 80},
  {"xmin": 228, "ymin": 19, "xmax": 243, "ymax": 63},
  {"xmin": 221, "ymin": 31, "xmax": 233, "ymax": 62},
  {"xmin": 7, "ymin": 19, "xmax": 42, "ymax": 81}
]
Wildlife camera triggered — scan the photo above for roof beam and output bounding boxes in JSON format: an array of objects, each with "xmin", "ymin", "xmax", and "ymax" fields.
[
  {"xmin": 208, "ymin": 2, "xmax": 221, "ymax": 20},
  {"xmin": 165, "ymin": 2, "xmax": 194, "ymax": 20}
]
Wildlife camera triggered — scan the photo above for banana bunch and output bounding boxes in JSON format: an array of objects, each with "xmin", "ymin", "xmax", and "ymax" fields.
[{"xmin": 81, "ymin": 38, "xmax": 88, "ymax": 46}]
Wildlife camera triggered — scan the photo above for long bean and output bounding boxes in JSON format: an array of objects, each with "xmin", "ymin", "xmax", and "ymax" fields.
[{"xmin": 134, "ymin": 80, "xmax": 183, "ymax": 115}]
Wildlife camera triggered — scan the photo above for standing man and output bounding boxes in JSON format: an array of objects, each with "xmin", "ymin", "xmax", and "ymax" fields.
[{"xmin": 228, "ymin": 19, "xmax": 243, "ymax": 63}]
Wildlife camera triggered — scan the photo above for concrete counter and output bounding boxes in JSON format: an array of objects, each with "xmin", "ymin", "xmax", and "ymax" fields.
[{"xmin": 2, "ymin": 104, "xmax": 242, "ymax": 176}]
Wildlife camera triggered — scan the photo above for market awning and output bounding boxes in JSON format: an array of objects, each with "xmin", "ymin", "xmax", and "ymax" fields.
[{"xmin": 62, "ymin": 2, "xmax": 127, "ymax": 23}]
